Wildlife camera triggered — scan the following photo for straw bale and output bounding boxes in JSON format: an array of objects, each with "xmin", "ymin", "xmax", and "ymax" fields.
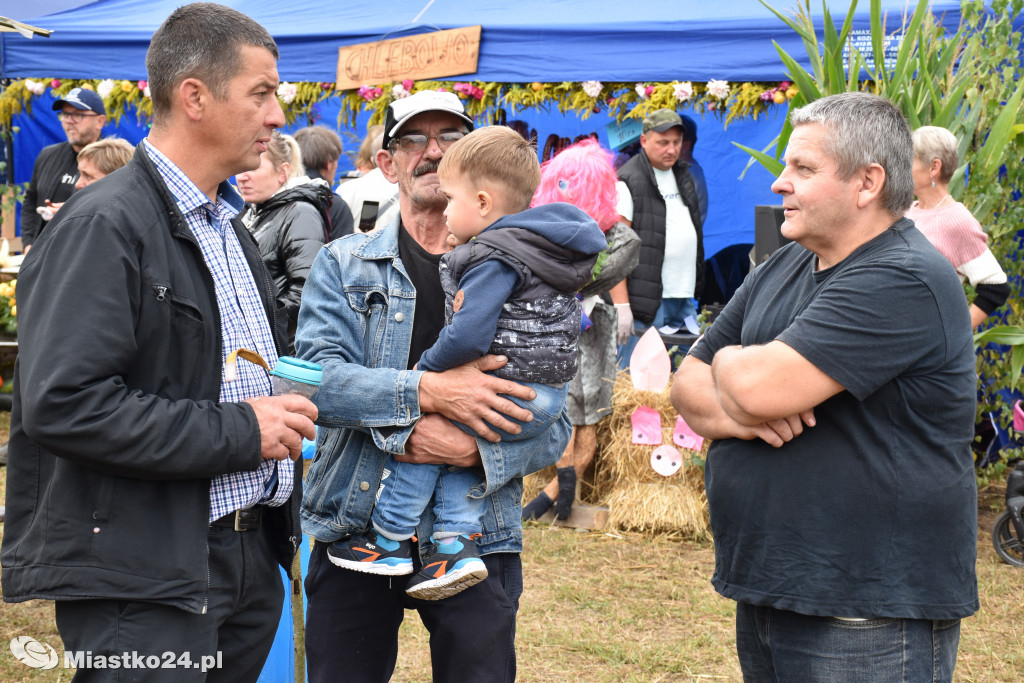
[
  {"xmin": 522, "ymin": 370, "xmax": 712, "ymax": 538},
  {"xmin": 604, "ymin": 478, "xmax": 710, "ymax": 541}
]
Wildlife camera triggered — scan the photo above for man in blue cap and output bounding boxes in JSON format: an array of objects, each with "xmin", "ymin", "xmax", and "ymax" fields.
[{"xmin": 20, "ymin": 86, "xmax": 107, "ymax": 252}]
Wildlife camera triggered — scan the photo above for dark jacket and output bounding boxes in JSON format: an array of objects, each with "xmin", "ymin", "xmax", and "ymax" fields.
[
  {"xmin": 20, "ymin": 140, "xmax": 80, "ymax": 247},
  {"xmin": 431, "ymin": 203, "xmax": 606, "ymax": 383},
  {"xmin": 245, "ymin": 180, "xmax": 330, "ymax": 346},
  {"xmin": 617, "ymin": 151, "xmax": 704, "ymax": 325},
  {"xmin": 1, "ymin": 145, "xmax": 301, "ymax": 615},
  {"xmin": 306, "ymin": 168, "xmax": 354, "ymax": 241}
]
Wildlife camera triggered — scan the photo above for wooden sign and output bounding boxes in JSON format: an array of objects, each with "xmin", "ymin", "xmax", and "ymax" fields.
[{"xmin": 336, "ymin": 26, "xmax": 482, "ymax": 91}]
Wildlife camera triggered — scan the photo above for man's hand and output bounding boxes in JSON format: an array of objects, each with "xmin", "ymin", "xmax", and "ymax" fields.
[
  {"xmin": 740, "ymin": 409, "xmax": 816, "ymax": 448},
  {"xmin": 398, "ymin": 413, "xmax": 481, "ymax": 467},
  {"xmin": 245, "ymin": 394, "xmax": 318, "ymax": 461},
  {"xmin": 419, "ymin": 355, "xmax": 535, "ymax": 442}
]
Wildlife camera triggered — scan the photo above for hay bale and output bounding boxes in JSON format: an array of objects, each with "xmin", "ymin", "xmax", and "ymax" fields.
[
  {"xmin": 522, "ymin": 371, "xmax": 712, "ymax": 539},
  {"xmin": 604, "ymin": 478, "xmax": 710, "ymax": 541}
]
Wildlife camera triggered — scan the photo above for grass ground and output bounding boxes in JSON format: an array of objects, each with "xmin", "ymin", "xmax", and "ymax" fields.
[{"xmin": 1, "ymin": 410, "xmax": 1021, "ymax": 682}]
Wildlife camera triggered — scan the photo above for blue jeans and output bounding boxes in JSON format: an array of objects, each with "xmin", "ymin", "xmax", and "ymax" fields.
[
  {"xmin": 617, "ymin": 298, "xmax": 697, "ymax": 370},
  {"xmin": 735, "ymin": 603, "xmax": 961, "ymax": 683},
  {"xmin": 372, "ymin": 381, "xmax": 568, "ymax": 539}
]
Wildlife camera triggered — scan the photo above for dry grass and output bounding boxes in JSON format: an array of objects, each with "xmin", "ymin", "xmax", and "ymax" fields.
[{"xmin": 2, "ymin": 411, "xmax": 1023, "ymax": 682}]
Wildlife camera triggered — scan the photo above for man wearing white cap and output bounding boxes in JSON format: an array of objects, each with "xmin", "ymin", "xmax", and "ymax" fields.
[
  {"xmin": 296, "ymin": 90, "xmax": 570, "ymax": 682},
  {"xmin": 20, "ymin": 86, "xmax": 107, "ymax": 251}
]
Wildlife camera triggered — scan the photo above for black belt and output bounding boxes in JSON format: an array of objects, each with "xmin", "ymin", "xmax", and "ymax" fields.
[{"xmin": 211, "ymin": 505, "xmax": 266, "ymax": 531}]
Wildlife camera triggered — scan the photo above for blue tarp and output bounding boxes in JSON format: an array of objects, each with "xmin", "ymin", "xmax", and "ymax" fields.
[
  {"xmin": 4, "ymin": 0, "xmax": 965, "ymax": 82},
  {"xmin": 3, "ymin": 1, "xmax": 974, "ymax": 256}
]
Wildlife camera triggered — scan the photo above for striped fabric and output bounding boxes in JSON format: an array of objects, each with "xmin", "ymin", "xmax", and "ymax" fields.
[
  {"xmin": 906, "ymin": 201, "xmax": 1007, "ymax": 286},
  {"xmin": 143, "ymin": 140, "xmax": 292, "ymax": 522}
]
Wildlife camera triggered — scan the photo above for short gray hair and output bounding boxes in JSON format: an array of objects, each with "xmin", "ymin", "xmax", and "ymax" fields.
[
  {"xmin": 146, "ymin": 3, "xmax": 279, "ymax": 124},
  {"xmin": 293, "ymin": 126, "xmax": 343, "ymax": 173},
  {"xmin": 912, "ymin": 126, "xmax": 959, "ymax": 184},
  {"xmin": 790, "ymin": 92, "xmax": 914, "ymax": 216}
]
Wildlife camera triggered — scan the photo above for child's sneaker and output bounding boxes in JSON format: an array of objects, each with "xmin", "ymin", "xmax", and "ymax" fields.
[
  {"xmin": 327, "ymin": 531, "xmax": 414, "ymax": 576},
  {"xmin": 405, "ymin": 534, "xmax": 488, "ymax": 600}
]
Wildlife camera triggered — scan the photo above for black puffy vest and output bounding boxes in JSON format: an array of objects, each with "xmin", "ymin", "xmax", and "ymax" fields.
[
  {"xmin": 440, "ymin": 228, "xmax": 596, "ymax": 383},
  {"xmin": 617, "ymin": 152, "xmax": 704, "ymax": 325}
]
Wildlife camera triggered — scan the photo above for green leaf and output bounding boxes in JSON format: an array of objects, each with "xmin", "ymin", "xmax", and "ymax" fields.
[
  {"xmin": 870, "ymin": 0, "xmax": 887, "ymax": 86},
  {"xmin": 888, "ymin": 0, "xmax": 932, "ymax": 91},
  {"xmin": 733, "ymin": 142, "xmax": 785, "ymax": 177},
  {"xmin": 773, "ymin": 42, "xmax": 824, "ymax": 101},
  {"xmin": 759, "ymin": 0, "xmax": 815, "ymax": 43},
  {"xmin": 1012, "ymin": 343, "xmax": 1024, "ymax": 391},
  {"xmin": 974, "ymin": 326, "xmax": 1024, "ymax": 347}
]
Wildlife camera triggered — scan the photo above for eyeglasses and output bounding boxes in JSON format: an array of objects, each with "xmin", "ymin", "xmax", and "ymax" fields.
[
  {"xmin": 58, "ymin": 111, "xmax": 101, "ymax": 124},
  {"xmin": 393, "ymin": 131, "xmax": 465, "ymax": 153}
]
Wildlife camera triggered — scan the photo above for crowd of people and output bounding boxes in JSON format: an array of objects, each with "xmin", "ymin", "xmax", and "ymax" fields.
[{"xmin": 0, "ymin": 2, "xmax": 1010, "ymax": 682}]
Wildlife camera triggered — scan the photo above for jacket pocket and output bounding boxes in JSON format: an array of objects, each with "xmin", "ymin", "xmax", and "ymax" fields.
[
  {"xmin": 143, "ymin": 280, "xmax": 206, "ymax": 394},
  {"xmin": 346, "ymin": 288, "xmax": 389, "ymax": 364}
]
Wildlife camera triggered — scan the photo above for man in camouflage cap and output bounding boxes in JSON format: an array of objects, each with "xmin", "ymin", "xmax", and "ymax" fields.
[{"xmin": 614, "ymin": 108, "xmax": 704, "ymax": 361}]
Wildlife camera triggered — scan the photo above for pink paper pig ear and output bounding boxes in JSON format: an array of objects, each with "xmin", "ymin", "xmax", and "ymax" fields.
[
  {"xmin": 1015, "ymin": 401, "xmax": 1024, "ymax": 433},
  {"xmin": 651, "ymin": 445, "xmax": 683, "ymax": 476},
  {"xmin": 673, "ymin": 415, "xmax": 705, "ymax": 452},
  {"xmin": 630, "ymin": 405, "xmax": 663, "ymax": 445},
  {"xmin": 629, "ymin": 327, "xmax": 671, "ymax": 393}
]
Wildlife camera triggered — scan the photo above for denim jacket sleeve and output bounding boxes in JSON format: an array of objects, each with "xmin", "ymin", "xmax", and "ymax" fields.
[{"xmin": 295, "ymin": 237, "xmax": 423, "ymax": 454}]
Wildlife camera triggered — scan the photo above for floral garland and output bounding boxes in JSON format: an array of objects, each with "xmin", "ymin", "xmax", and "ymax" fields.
[{"xmin": 0, "ymin": 77, "xmax": 798, "ymax": 131}]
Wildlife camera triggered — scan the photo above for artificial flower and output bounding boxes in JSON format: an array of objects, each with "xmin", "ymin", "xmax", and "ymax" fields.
[
  {"xmin": 96, "ymin": 79, "xmax": 115, "ymax": 99},
  {"xmin": 707, "ymin": 79, "xmax": 731, "ymax": 99},
  {"xmin": 581, "ymin": 80, "xmax": 603, "ymax": 98},
  {"xmin": 672, "ymin": 81, "xmax": 693, "ymax": 101},
  {"xmin": 277, "ymin": 82, "xmax": 298, "ymax": 104}
]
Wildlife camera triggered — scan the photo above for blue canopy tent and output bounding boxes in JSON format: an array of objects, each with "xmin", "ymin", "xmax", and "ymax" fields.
[
  {"xmin": 0, "ymin": 1, "xmax": 971, "ymax": 678},
  {"xmin": 2, "ymin": 0, "xmax": 968, "ymax": 259}
]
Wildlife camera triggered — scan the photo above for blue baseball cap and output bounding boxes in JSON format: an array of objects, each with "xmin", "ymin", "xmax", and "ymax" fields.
[{"xmin": 52, "ymin": 87, "xmax": 106, "ymax": 115}]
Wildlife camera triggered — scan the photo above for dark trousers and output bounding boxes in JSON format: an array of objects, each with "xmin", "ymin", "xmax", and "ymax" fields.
[
  {"xmin": 55, "ymin": 524, "xmax": 285, "ymax": 682},
  {"xmin": 304, "ymin": 541, "xmax": 522, "ymax": 683}
]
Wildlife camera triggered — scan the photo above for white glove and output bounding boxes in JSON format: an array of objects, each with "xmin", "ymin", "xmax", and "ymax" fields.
[{"xmin": 614, "ymin": 303, "xmax": 634, "ymax": 345}]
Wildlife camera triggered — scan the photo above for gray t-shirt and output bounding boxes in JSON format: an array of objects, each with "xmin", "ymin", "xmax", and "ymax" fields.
[{"xmin": 689, "ymin": 218, "xmax": 978, "ymax": 620}]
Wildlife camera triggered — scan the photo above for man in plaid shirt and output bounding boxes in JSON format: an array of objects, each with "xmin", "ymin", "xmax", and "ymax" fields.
[{"xmin": 1, "ymin": 4, "xmax": 317, "ymax": 680}]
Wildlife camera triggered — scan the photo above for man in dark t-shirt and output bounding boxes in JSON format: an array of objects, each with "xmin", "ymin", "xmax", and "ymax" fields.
[
  {"xmin": 674, "ymin": 93, "xmax": 977, "ymax": 681},
  {"xmin": 20, "ymin": 87, "xmax": 106, "ymax": 251}
]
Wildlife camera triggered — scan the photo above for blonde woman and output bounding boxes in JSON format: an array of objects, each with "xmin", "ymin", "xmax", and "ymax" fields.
[{"xmin": 236, "ymin": 131, "xmax": 330, "ymax": 347}]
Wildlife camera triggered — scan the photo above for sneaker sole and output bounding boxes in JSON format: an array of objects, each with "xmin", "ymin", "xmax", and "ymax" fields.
[
  {"xmin": 405, "ymin": 560, "xmax": 488, "ymax": 601},
  {"xmin": 327, "ymin": 553, "xmax": 414, "ymax": 576}
]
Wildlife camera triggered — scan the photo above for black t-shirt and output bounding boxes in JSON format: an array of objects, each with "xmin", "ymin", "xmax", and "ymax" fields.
[
  {"xmin": 689, "ymin": 219, "xmax": 978, "ymax": 620},
  {"xmin": 398, "ymin": 222, "xmax": 444, "ymax": 370},
  {"xmin": 20, "ymin": 141, "xmax": 80, "ymax": 247}
]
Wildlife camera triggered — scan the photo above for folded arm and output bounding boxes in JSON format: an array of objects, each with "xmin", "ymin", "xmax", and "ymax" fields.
[
  {"xmin": 672, "ymin": 353, "xmax": 815, "ymax": 448},
  {"xmin": 710, "ymin": 340, "xmax": 843, "ymax": 424}
]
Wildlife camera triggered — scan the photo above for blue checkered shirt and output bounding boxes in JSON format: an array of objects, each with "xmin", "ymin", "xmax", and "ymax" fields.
[{"xmin": 144, "ymin": 140, "xmax": 292, "ymax": 522}]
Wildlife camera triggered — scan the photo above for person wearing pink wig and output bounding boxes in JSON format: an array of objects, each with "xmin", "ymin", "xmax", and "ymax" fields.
[{"xmin": 523, "ymin": 139, "xmax": 641, "ymax": 521}]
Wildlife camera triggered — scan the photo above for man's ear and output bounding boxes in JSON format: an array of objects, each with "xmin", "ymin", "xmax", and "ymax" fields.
[
  {"xmin": 179, "ymin": 78, "xmax": 205, "ymax": 122},
  {"xmin": 477, "ymin": 189, "xmax": 494, "ymax": 217},
  {"xmin": 856, "ymin": 163, "xmax": 886, "ymax": 208},
  {"xmin": 377, "ymin": 148, "xmax": 399, "ymax": 183}
]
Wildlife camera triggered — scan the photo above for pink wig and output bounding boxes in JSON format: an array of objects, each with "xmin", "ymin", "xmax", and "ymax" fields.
[{"xmin": 532, "ymin": 139, "xmax": 619, "ymax": 233}]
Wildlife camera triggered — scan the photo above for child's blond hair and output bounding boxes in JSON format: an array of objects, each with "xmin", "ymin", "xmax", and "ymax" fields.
[{"xmin": 438, "ymin": 126, "xmax": 541, "ymax": 212}]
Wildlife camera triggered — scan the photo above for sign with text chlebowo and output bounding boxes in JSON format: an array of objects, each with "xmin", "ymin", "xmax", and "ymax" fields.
[{"xmin": 336, "ymin": 26, "xmax": 482, "ymax": 90}]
